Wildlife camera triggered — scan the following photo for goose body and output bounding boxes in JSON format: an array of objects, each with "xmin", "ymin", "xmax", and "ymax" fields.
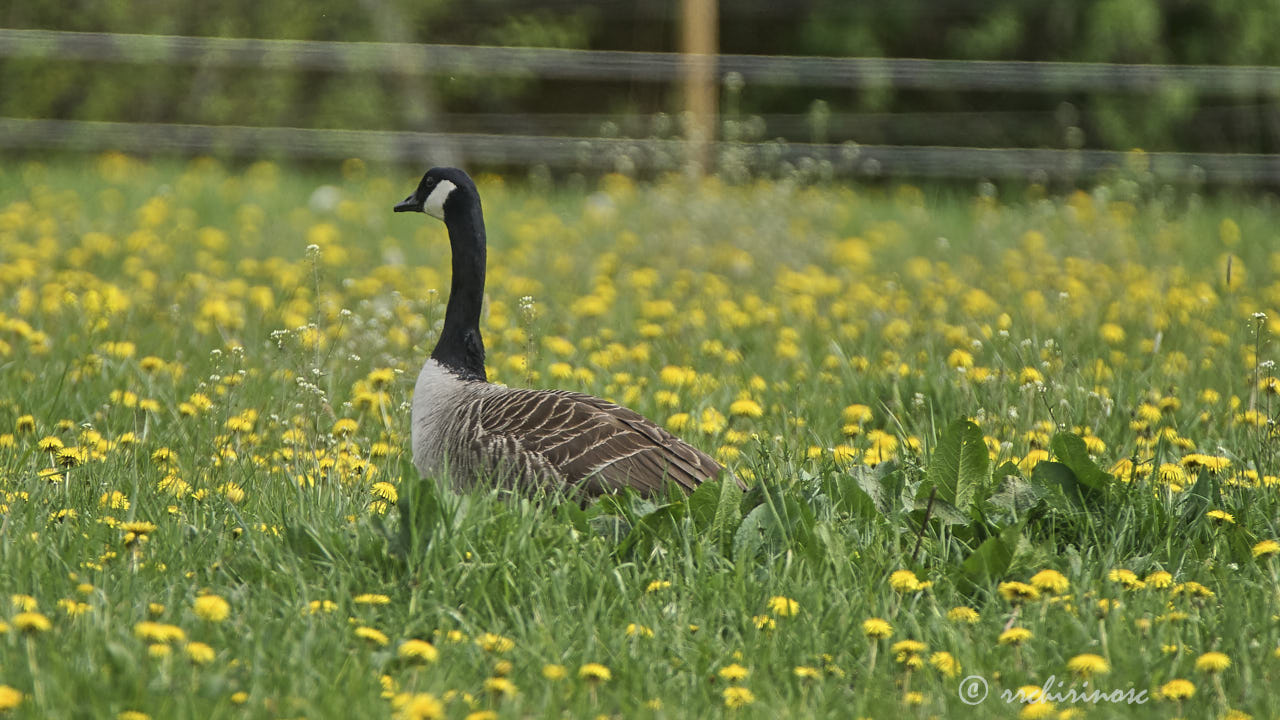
[{"xmin": 395, "ymin": 167, "xmax": 727, "ymax": 497}]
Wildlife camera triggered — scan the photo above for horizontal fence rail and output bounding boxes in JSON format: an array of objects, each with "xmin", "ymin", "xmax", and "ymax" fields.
[
  {"xmin": 4, "ymin": 117, "xmax": 1278, "ymax": 183},
  {"xmin": 5, "ymin": 28, "xmax": 1280, "ymax": 94},
  {"xmin": 4, "ymin": 28, "xmax": 1280, "ymax": 180}
]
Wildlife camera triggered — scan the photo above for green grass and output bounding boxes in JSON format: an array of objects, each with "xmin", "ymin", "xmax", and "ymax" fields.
[{"xmin": 0, "ymin": 155, "xmax": 1278, "ymax": 719}]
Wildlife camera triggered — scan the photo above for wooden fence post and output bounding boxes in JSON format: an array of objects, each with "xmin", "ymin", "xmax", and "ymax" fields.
[{"xmin": 680, "ymin": 0, "xmax": 718, "ymax": 173}]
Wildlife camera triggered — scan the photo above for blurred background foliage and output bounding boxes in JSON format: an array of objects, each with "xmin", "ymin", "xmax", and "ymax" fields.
[{"xmin": 4, "ymin": 0, "xmax": 1280, "ymax": 154}]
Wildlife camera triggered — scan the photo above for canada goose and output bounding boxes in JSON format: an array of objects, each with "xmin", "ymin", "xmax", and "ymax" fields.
[{"xmin": 394, "ymin": 167, "xmax": 729, "ymax": 497}]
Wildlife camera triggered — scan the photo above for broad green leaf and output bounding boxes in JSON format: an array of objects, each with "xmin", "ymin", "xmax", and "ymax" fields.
[
  {"xmin": 589, "ymin": 514, "xmax": 631, "ymax": 544},
  {"xmin": 958, "ymin": 522, "xmax": 1023, "ymax": 588},
  {"xmin": 616, "ymin": 502, "xmax": 687, "ymax": 557},
  {"xmin": 713, "ymin": 475, "xmax": 745, "ymax": 538},
  {"xmin": 733, "ymin": 504, "xmax": 774, "ymax": 562},
  {"xmin": 829, "ymin": 473, "xmax": 879, "ymax": 521},
  {"xmin": 1030, "ymin": 461, "xmax": 1088, "ymax": 510},
  {"xmin": 922, "ymin": 419, "xmax": 988, "ymax": 513},
  {"xmin": 687, "ymin": 479, "xmax": 721, "ymax": 529},
  {"xmin": 1178, "ymin": 466, "xmax": 1221, "ymax": 526},
  {"xmin": 1049, "ymin": 432, "xmax": 1111, "ymax": 492},
  {"xmin": 856, "ymin": 461, "xmax": 906, "ymax": 515}
]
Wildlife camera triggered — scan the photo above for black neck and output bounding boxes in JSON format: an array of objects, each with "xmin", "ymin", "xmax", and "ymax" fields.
[{"xmin": 430, "ymin": 195, "xmax": 487, "ymax": 381}]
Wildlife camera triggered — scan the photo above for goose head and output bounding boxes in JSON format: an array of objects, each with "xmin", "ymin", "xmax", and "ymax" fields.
[{"xmin": 394, "ymin": 167, "xmax": 477, "ymax": 221}]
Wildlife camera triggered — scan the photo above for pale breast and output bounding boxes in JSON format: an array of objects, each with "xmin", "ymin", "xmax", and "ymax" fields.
[{"xmin": 411, "ymin": 359, "xmax": 482, "ymax": 479}]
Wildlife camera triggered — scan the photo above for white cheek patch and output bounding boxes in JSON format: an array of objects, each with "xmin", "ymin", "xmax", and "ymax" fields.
[{"xmin": 424, "ymin": 179, "xmax": 457, "ymax": 220}]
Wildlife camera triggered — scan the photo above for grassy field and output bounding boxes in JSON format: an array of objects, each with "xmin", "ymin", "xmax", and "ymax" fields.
[{"xmin": 0, "ymin": 154, "xmax": 1278, "ymax": 719}]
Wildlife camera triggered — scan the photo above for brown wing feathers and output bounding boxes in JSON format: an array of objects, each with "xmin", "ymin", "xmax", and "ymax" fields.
[{"xmin": 468, "ymin": 388, "xmax": 725, "ymax": 496}]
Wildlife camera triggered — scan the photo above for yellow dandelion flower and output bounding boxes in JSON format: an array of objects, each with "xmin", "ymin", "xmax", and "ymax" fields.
[
  {"xmin": 891, "ymin": 639, "xmax": 926, "ymax": 656},
  {"xmin": 398, "ymin": 639, "xmax": 439, "ymax": 663},
  {"xmin": 831, "ymin": 444, "xmax": 858, "ymax": 462},
  {"xmin": 99, "ymin": 491, "xmax": 130, "ymax": 510},
  {"xmin": 997, "ymin": 581, "xmax": 1041, "ymax": 602},
  {"xmin": 185, "ymin": 641, "xmax": 216, "ymax": 664},
  {"xmin": 998, "ymin": 627, "xmax": 1033, "ymax": 646},
  {"xmin": 56, "ymin": 599, "xmax": 89, "ymax": 617},
  {"xmin": 355, "ymin": 626, "xmax": 389, "ymax": 646},
  {"xmin": 0, "ymin": 686, "xmax": 22, "ymax": 711},
  {"xmin": 1066, "ymin": 653, "xmax": 1109, "ymax": 677},
  {"xmin": 718, "ymin": 663, "xmax": 750, "ymax": 682},
  {"xmin": 1195, "ymin": 651, "xmax": 1231, "ymax": 673},
  {"xmin": 120, "ymin": 521, "xmax": 157, "ymax": 535},
  {"xmin": 1145, "ymin": 570, "xmax": 1174, "ymax": 588},
  {"xmin": 353, "ymin": 593, "xmax": 391, "ymax": 605},
  {"xmin": 768, "ymin": 595, "xmax": 799, "ymax": 617},
  {"xmin": 475, "ymin": 632, "xmax": 514, "ymax": 653},
  {"xmin": 624, "ymin": 623, "xmax": 654, "ymax": 638},
  {"xmin": 947, "ymin": 606, "xmax": 980, "ymax": 624},
  {"xmin": 1099, "ymin": 323, "xmax": 1126, "ymax": 345},
  {"xmin": 1107, "ymin": 568, "xmax": 1145, "ymax": 590},
  {"xmin": 1158, "ymin": 678, "xmax": 1195, "ymax": 700},
  {"xmin": 862, "ymin": 618, "xmax": 893, "ymax": 639},
  {"xmin": 306, "ymin": 599, "xmax": 337, "ymax": 614},
  {"xmin": 1029, "ymin": 569, "xmax": 1069, "ymax": 594},
  {"xmin": 332, "ymin": 418, "xmax": 359, "ymax": 436},
  {"xmin": 482, "ymin": 677, "xmax": 517, "ymax": 698},
  {"xmin": 1252, "ymin": 540, "xmax": 1280, "ymax": 558},
  {"xmin": 645, "ymin": 580, "xmax": 672, "ymax": 593},
  {"xmin": 37, "ymin": 436, "xmax": 63, "ymax": 452},
  {"xmin": 217, "ymin": 482, "xmax": 244, "ymax": 503},
  {"xmin": 1173, "ymin": 581, "xmax": 1215, "ymax": 599},
  {"xmin": 578, "ymin": 663, "xmax": 612, "ymax": 682},
  {"xmin": 55, "ymin": 446, "xmax": 88, "ymax": 468},
  {"xmin": 369, "ymin": 482, "xmax": 399, "ymax": 504},
  {"xmin": 1206, "ymin": 509, "xmax": 1235, "ymax": 524},
  {"xmin": 665, "ymin": 413, "xmax": 691, "ymax": 432},
  {"xmin": 929, "ymin": 651, "xmax": 961, "ymax": 677},
  {"xmin": 542, "ymin": 664, "xmax": 567, "ymax": 680},
  {"xmin": 118, "ymin": 712, "xmax": 151, "ymax": 720},
  {"xmin": 1019, "ymin": 366, "xmax": 1044, "ymax": 385},
  {"xmin": 729, "ymin": 399, "xmax": 764, "ymax": 418},
  {"xmin": 134, "ymin": 621, "xmax": 185, "ymax": 644},
  {"xmin": 395, "ymin": 692, "xmax": 445, "ymax": 720},
  {"xmin": 752, "ymin": 615, "xmax": 776, "ymax": 630},
  {"xmin": 888, "ymin": 569, "xmax": 923, "ymax": 592},
  {"xmin": 1019, "ymin": 702, "xmax": 1056, "ymax": 720},
  {"xmin": 13, "ymin": 611, "xmax": 51, "ymax": 633},
  {"xmin": 722, "ymin": 686, "xmax": 755, "ymax": 709},
  {"xmin": 793, "ymin": 665, "xmax": 822, "ymax": 680},
  {"xmin": 947, "ymin": 348, "xmax": 974, "ymax": 369},
  {"xmin": 193, "ymin": 594, "xmax": 230, "ymax": 622}
]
